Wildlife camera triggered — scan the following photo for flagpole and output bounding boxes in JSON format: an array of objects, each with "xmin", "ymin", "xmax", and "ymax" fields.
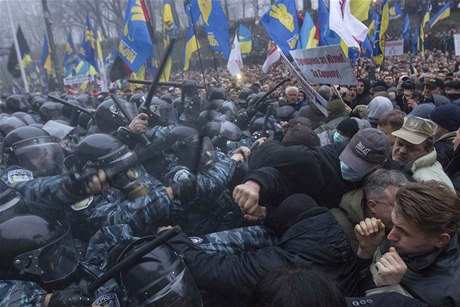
[{"xmin": 6, "ymin": 1, "xmax": 29, "ymax": 93}]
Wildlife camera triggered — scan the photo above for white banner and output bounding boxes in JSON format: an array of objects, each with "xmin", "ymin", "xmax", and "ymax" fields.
[
  {"xmin": 63, "ymin": 74, "xmax": 95, "ymax": 86},
  {"xmin": 454, "ymin": 34, "xmax": 460, "ymax": 56},
  {"xmin": 384, "ymin": 40, "xmax": 404, "ymax": 57},
  {"xmin": 290, "ymin": 45, "xmax": 357, "ymax": 86}
]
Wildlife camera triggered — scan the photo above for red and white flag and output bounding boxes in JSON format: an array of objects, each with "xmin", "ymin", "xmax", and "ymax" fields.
[
  {"xmin": 329, "ymin": 0, "xmax": 368, "ymax": 49},
  {"xmin": 227, "ymin": 34, "xmax": 243, "ymax": 76},
  {"xmin": 262, "ymin": 42, "xmax": 280, "ymax": 73}
]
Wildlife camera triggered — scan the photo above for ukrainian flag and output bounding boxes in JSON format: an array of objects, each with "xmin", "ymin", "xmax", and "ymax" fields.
[
  {"xmin": 40, "ymin": 35, "xmax": 53, "ymax": 74},
  {"xmin": 238, "ymin": 24, "xmax": 252, "ymax": 54},
  {"xmin": 429, "ymin": 1, "xmax": 450, "ymax": 28},
  {"xmin": 182, "ymin": 26, "xmax": 200, "ymax": 71},
  {"xmin": 419, "ymin": 4, "xmax": 431, "ymax": 56},
  {"xmin": 298, "ymin": 11, "xmax": 317, "ymax": 49},
  {"xmin": 63, "ymin": 33, "xmax": 80, "ymax": 77}
]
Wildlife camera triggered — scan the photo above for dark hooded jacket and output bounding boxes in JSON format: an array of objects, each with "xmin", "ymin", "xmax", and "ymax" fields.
[
  {"xmin": 166, "ymin": 206, "xmax": 359, "ymax": 302},
  {"xmin": 352, "ymin": 79, "xmax": 372, "ymax": 108}
]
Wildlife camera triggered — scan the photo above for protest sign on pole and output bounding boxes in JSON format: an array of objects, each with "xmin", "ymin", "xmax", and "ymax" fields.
[
  {"xmin": 63, "ymin": 74, "xmax": 95, "ymax": 86},
  {"xmin": 279, "ymin": 50, "xmax": 328, "ymax": 117},
  {"xmin": 384, "ymin": 40, "xmax": 404, "ymax": 57},
  {"xmin": 290, "ymin": 45, "xmax": 357, "ymax": 86},
  {"xmin": 454, "ymin": 34, "xmax": 460, "ymax": 56}
]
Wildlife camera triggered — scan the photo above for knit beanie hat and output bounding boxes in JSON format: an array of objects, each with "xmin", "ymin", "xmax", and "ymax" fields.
[
  {"xmin": 430, "ymin": 103, "xmax": 460, "ymax": 131},
  {"xmin": 336, "ymin": 118, "xmax": 360, "ymax": 139}
]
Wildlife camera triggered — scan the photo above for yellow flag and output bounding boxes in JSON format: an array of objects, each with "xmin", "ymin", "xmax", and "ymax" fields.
[{"xmin": 350, "ymin": 0, "xmax": 372, "ymax": 21}]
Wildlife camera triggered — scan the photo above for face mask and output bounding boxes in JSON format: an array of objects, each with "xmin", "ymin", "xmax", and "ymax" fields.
[
  {"xmin": 340, "ymin": 161, "xmax": 363, "ymax": 182},
  {"xmin": 333, "ymin": 131, "xmax": 348, "ymax": 143}
]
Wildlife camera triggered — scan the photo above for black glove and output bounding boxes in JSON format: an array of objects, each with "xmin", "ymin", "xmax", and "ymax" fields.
[
  {"xmin": 170, "ymin": 171, "xmax": 197, "ymax": 203},
  {"xmin": 48, "ymin": 286, "xmax": 92, "ymax": 307}
]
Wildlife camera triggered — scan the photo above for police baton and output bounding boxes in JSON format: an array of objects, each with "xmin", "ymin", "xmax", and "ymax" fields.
[
  {"xmin": 47, "ymin": 95, "xmax": 94, "ymax": 116},
  {"xmin": 111, "ymin": 94, "xmax": 150, "ymax": 146},
  {"xmin": 85, "ymin": 227, "xmax": 181, "ymax": 295},
  {"xmin": 142, "ymin": 38, "xmax": 176, "ymax": 111}
]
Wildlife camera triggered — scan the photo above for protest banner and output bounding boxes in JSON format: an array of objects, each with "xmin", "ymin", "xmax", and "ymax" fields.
[
  {"xmin": 290, "ymin": 45, "xmax": 357, "ymax": 86},
  {"xmin": 455, "ymin": 34, "xmax": 460, "ymax": 56},
  {"xmin": 384, "ymin": 40, "xmax": 404, "ymax": 56},
  {"xmin": 279, "ymin": 51, "xmax": 328, "ymax": 117},
  {"xmin": 63, "ymin": 74, "xmax": 95, "ymax": 86}
]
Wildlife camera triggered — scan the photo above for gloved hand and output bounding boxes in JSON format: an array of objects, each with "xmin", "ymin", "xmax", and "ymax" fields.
[
  {"xmin": 48, "ymin": 286, "xmax": 92, "ymax": 306},
  {"xmin": 169, "ymin": 170, "xmax": 197, "ymax": 203}
]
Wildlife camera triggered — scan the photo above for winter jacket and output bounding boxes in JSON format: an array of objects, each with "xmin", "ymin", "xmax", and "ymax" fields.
[
  {"xmin": 405, "ymin": 150, "xmax": 454, "ymax": 189},
  {"xmin": 434, "ymin": 131, "xmax": 456, "ymax": 169},
  {"xmin": 166, "ymin": 206, "xmax": 359, "ymax": 301},
  {"xmin": 246, "ymin": 141, "xmax": 358, "ymax": 209}
]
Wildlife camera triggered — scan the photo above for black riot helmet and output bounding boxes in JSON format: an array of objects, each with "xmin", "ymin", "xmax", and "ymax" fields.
[
  {"xmin": 129, "ymin": 93, "xmax": 146, "ymax": 108},
  {"xmin": 139, "ymin": 97, "xmax": 178, "ymax": 128},
  {"xmin": 164, "ymin": 126, "xmax": 215, "ymax": 170},
  {"xmin": 117, "ymin": 238, "xmax": 202, "ymax": 307},
  {"xmin": 0, "ymin": 116, "xmax": 27, "ymax": 137},
  {"xmin": 8, "ymin": 130, "xmax": 65, "ymax": 177},
  {"xmin": 0, "ymin": 214, "xmax": 79, "ymax": 283},
  {"xmin": 95, "ymin": 98, "xmax": 138, "ymax": 133},
  {"xmin": 5, "ymin": 94, "xmax": 30, "ymax": 113},
  {"xmin": 12, "ymin": 112, "xmax": 37, "ymax": 125},
  {"xmin": 0, "ymin": 180, "xmax": 29, "ymax": 223},
  {"xmin": 3, "ymin": 126, "xmax": 51, "ymax": 166},
  {"xmin": 39, "ymin": 102, "xmax": 62, "ymax": 122},
  {"xmin": 73, "ymin": 133, "xmax": 146, "ymax": 198}
]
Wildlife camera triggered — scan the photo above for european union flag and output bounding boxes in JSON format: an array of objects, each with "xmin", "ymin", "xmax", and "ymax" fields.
[
  {"xmin": 80, "ymin": 14, "xmax": 98, "ymax": 71},
  {"xmin": 190, "ymin": 0, "xmax": 230, "ymax": 59},
  {"xmin": 119, "ymin": 0, "xmax": 153, "ymax": 72},
  {"xmin": 261, "ymin": 0, "xmax": 299, "ymax": 56}
]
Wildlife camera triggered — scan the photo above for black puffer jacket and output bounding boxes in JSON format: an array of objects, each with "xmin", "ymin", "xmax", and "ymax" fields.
[
  {"xmin": 246, "ymin": 140, "xmax": 358, "ymax": 209},
  {"xmin": 166, "ymin": 207, "xmax": 358, "ymax": 301}
]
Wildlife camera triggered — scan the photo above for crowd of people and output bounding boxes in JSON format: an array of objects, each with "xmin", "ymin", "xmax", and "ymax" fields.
[{"xmin": 0, "ymin": 46, "xmax": 459, "ymax": 307}]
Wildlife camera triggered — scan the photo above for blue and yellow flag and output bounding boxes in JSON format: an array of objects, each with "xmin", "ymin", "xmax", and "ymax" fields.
[
  {"xmin": 119, "ymin": 0, "xmax": 153, "ymax": 73},
  {"xmin": 40, "ymin": 35, "xmax": 53, "ymax": 74},
  {"xmin": 238, "ymin": 24, "xmax": 252, "ymax": 54},
  {"xmin": 63, "ymin": 33, "xmax": 80, "ymax": 77},
  {"xmin": 261, "ymin": 0, "xmax": 299, "ymax": 56},
  {"xmin": 360, "ymin": 35, "xmax": 373, "ymax": 59},
  {"xmin": 389, "ymin": 3, "xmax": 403, "ymax": 19},
  {"xmin": 412, "ymin": 25, "xmax": 420, "ymax": 55},
  {"xmin": 372, "ymin": 0, "xmax": 389, "ymax": 65},
  {"xmin": 161, "ymin": 0, "xmax": 176, "ymax": 81},
  {"xmin": 429, "ymin": 1, "xmax": 450, "ymax": 28},
  {"xmin": 182, "ymin": 26, "xmax": 200, "ymax": 71},
  {"xmin": 298, "ymin": 10, "xmax": 317, "ymax": 49},
  {"xmin": 80, "ymin": 14, "xmax": 98, "ymax": 71},
  {"xmin": 419, "ymin": 3, "xmax": 431, "ymax": 56},
  {"xmin": 190, "ymin": 0, "xmax": 230, "ymax": 59}
]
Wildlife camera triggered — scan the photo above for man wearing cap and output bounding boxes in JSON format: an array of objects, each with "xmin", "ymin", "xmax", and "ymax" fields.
[
  {"xmin": 430, "ymin": 104, "xmax": 460, "ymax": 168},
  {"xmin": 421, "ymin": 78, "xmax": 449, "ymax": 106},
  {"xmin": 391, "ymin": 115, "xmax": 454, "ymax": 188},
  {"xmin": 233, "ymin": 128, "xmax": 391, "ymax": 220},
  {"xmin": 445, "ymin": 81, "xmax": 460, "ymax": 105}
]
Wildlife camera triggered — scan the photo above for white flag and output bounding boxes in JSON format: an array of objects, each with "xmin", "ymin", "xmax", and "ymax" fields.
[
  {"xmin": 227, "ymin": 34, "xmax": 243, "ymax": 76},
  {"xmin": 329, "ymin": 0, "xmax": 368, "ymax": 49},
  {"xmin": 262, "ymin": 43, "xmax": 280, "ymax": 73}
]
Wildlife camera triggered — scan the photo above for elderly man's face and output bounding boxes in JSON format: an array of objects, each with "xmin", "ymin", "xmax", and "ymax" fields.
[
  {"xmin": 286, "ymin": 90, "xmax": 299, "ymax": 103},
  {"xmin": 392, "ymin": 137, "xmax": 429, "ymax": 165}
]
